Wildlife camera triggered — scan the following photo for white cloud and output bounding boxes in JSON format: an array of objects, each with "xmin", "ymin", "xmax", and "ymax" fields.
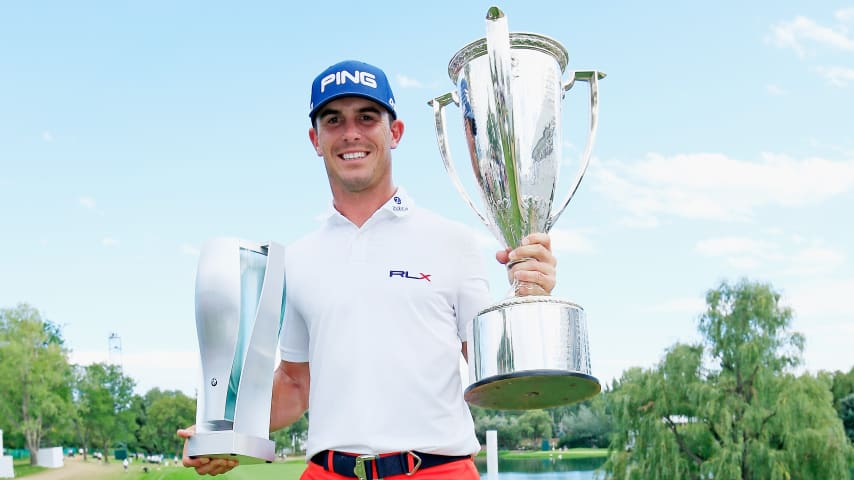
[
  {"xmin": 181, "ymin": 243, "xmax": 200, "ymax": 257},
  {"xmin": 68, "ymin": 350, "xmax": 108, "ymax": 365},
  {"xmin": 549, "ymin": 227, "xmax": 596, "ymax": 254},
  {"xmin": 102, "ymin": 237, "xmax": 119, "ymax": 247},
  {"xmin": 696, "ymin": 236, "xmax": 784, "ymax": 270},
  {"xmin": 70, "ymin": 350, "xmax": 201, "ymax": 394},
  {"xmin": 835, "ymin": 7, "xmax": 854, "ymax": 23},
  {"xmin": 123, "ymin": 350, "xmax": 198, "ymax": 369},
  {"xmin": 786, "ymin": 279, "xmax": 854, "ymax": 317},
  {"xmin": 69, "ymin": 349, "xmax": 198, "ymax": 371},
  {"xmin": 766, "ymin": 84, "xmax": 786, "ymax": 95},
  {"xmin": 594, "ymin": 153, "xmax": 854, "ymax": 225},
  {"xmin": 813, "ymin": 65, "xmax": 854, "ymax": 86},
  {"xmin": 696, "ymin": 235, "xmax": 845, "ymax": 276},
  {"xmin": 768, "ymin": 15, "xmax": 854, "ymax": 58},
  {"xmin": 470, "ymin": 226, "xmax": 501, "ymax": 251},
  {"xmin": 396, "ymin": 74, "xmax": 423, "ymax": 88},
  {"xmin": 79, "ymin": 196, "xmax": 97, "ymax": 209},
  {"xmin": 784, "ymin": 246, "xmax": 846, "ymax": 275},
  {"xmin": 696, "ymin": 236, "xmax": 777, "ymax": 257}
]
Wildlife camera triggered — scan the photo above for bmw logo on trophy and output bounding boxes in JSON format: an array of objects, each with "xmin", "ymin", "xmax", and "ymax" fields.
[
  {"xmin": 187, "ymin": 238, "xmax": 285, "ymax": 463},
  {"xmin": 429, "ymin": 7, "xmax": 605, "ymax": 409}
]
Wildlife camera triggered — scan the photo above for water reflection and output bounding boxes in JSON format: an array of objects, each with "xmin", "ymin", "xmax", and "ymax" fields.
[{"xmin": 475, "ymin": 456, "xmax": 605, "ymax": 479}]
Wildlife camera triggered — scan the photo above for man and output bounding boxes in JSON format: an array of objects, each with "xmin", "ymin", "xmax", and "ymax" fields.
[{"xmin": 180, "ymin": 60, "xmax": 557, "ymax": 479}]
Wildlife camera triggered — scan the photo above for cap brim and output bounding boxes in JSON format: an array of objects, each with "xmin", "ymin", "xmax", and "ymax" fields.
[{"xmin": 309, "ymin": 92, "xmax": 396, "ymax": 120}]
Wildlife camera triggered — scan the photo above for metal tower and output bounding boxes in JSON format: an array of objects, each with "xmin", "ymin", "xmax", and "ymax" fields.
[{"xmin": 108, "ymin": 332, "xmax": 123, "ymax": 371}]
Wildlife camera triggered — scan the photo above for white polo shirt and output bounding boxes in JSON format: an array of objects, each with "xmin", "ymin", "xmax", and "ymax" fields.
[{"xmin": 279, "ymin": 188, "xmax": 489, "ymax": 458}]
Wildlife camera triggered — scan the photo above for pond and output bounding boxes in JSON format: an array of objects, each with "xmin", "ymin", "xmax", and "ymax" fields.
[{"xmin": 475, "ymin": 455, "xmax": 605, "ymax": 479}]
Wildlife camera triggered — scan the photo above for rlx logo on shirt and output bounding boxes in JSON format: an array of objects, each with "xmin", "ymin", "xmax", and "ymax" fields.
[{"xmin": 389, "ymin": 270, "xmax": 432, "ymax": 282}]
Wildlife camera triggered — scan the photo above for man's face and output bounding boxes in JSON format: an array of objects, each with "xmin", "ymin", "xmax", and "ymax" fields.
[{"xmin": 309, "ymin": 97, "xmax": 404, "ymax": 195}]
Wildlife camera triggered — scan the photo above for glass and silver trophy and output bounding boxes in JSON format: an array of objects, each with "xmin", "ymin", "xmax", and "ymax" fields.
[{"xmin": 187, "ymin": 238, "xmax": 285, "ymax": 463}]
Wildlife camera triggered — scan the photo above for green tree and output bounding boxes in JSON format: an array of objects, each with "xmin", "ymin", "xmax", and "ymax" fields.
[
  {"xmin": 136, "ymin": 389, "xmax": 195, "ymax": 458},
  {"xmin": 839, "ymin": 393, "xmax": 854, "ymax": 443},
  {"xmin": 604, "ymin": 280, "xmax": 851, "ymax": 480},
  {"xmin": 828, "ymin": 368, "xmax": 854, "ymax": 407},
  {"xmin": 131, "ymin": 388, "xmax": 174, "ymax": 454},
  {"xmin": 0, "ymin": 304, "xmax": 73, "ymax": 465},
  {"xmin": 74, "ymin": 363, "xmax": 137, "ymax": 463},
  {"xmin": 558, "ymin": 396, "xmax": 612, "ymax": 448},
  {"xmin": 271, "ymin": 413, "xmax": 309, "ymax": 455},
  {"xmin": 472, "ymin": 407, "xmax": 522, "ymax": 449},
  {"xmin": 518, "ymin": 410, "xmax": 553, "ymax": 447}
]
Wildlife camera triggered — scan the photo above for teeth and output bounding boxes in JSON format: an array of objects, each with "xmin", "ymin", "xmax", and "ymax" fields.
[{"xmin": 342, "ymin": 152, "xmax": 366, "ymax": 160}]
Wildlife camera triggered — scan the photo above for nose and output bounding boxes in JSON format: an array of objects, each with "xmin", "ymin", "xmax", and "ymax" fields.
[{"xmin": 341, "ymin": 120, "xmax": 361, "ymax": 142}]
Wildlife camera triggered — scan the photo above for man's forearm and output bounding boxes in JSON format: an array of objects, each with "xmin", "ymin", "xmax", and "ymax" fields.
[{"xmin": 270, "ymin": 361, "xmax": 310, "ymax": 432}]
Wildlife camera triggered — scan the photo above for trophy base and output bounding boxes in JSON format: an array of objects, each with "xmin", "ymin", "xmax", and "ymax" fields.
[
  {"xmin": 466, "ymin": 296, "xmax": 600, "ymax": 409},
  {"xmin": 187, "ymin": 431, "xmax": 275, "ymax": 465},
  {"xmin": 465, "ymin": 369, "xmax": 600, "ymax": 410}
]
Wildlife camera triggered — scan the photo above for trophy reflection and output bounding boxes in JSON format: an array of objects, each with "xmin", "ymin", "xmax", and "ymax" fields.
[
  {"xmin": 187, "ymin": 238, "xmax": 285, "ymax": 463},
  {"xmin": 429, "ymin": 6, "xmax": 605, "ymax": 409}
]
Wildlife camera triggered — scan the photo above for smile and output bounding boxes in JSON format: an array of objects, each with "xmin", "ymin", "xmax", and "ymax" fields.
[{"xmin": 341, "ymin": 152, "xmax": 367, "ymax": 160}]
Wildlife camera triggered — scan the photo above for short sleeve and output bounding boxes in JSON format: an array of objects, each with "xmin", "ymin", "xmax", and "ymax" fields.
[
  {"xmin": 454, "ymin": 229, "xmax": 491, "ymax": 342},
  {"xmin": 279, "ymin": 282, "xmax": 310, "ymax": 363}
]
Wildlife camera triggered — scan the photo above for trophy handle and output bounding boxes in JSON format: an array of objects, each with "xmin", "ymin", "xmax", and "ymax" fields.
[
  {"xmin": 429, "ymin": 92, "xmax": 490, "ymax": 228},
  {"xmin": 546, "ymin": 70, "xmax": 606, "ymax": 231}
]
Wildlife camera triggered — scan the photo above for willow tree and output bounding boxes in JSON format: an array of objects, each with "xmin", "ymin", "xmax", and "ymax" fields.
[
  {"xmin": 0, "ymin": 304, "xmax": 73, "ymax": 465},
  {"xmin": 604, "ymin": 280, "xmax": 850, "ymax": 480}
]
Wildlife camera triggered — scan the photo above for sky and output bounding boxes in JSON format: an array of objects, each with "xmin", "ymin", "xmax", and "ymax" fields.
[{"xmin": 1, "ymin": 1, "xmax": 853, "ymax": 398}]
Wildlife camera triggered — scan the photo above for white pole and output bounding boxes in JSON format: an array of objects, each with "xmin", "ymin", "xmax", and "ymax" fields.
[
  {"xmin": 486, "ymin": 430, "xmax": 498, "ymax": 480},
  {"xmin": 0, "ymin": 429, "xmax": 4, "ymax": 457}
]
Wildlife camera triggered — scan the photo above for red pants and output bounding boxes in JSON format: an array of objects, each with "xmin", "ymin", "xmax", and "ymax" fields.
[{"xmin": 299, "ymin": 458, "xmax": 479, "ymax": 480}]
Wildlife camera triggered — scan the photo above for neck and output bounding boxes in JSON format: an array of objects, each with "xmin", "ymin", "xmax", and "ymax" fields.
[{"xmin": 331, "ymin": 183, "xmax": 397, "ymax": 228}]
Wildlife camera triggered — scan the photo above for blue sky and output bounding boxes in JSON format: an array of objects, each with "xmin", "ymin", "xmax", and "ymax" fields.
[{"xmin": 1, "ymin": 1, "xmax": 852, "ymax": 396}]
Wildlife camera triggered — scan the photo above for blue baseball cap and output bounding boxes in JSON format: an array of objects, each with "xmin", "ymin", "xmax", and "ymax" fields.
[{"xmin": 309, "ymin": 60, "xmax": 397, "ymax": 121}]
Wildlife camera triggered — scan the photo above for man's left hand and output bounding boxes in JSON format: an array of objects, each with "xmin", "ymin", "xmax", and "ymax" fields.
[{"xmin": 495, "ymin": 232, "xmax": 556, "ymax": 295}]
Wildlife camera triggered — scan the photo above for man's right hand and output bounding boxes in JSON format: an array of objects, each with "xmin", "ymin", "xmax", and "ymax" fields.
[{"xmin": 178, "ymin": 425, "xmax": 238, "ymax": 476}]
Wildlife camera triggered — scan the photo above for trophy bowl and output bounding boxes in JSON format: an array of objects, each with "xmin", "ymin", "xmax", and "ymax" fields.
[{"xmin": 430, "ymin": 7, "xmax": 604, "ymax": 409}]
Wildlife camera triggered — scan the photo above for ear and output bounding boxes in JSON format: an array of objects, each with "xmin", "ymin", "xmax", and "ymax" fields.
[
  {"xmin": 308, "ymin": 127, "xmax": 323, "ymax": 156},
  {"xmin": 389, "ymin": 119, "xmax": 405, "ymax": 150}
]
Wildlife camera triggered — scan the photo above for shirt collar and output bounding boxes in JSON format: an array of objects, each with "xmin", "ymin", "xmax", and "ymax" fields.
[{"xmin": 324, "ymin": 187, "xmax": 415, "ymax": 226}]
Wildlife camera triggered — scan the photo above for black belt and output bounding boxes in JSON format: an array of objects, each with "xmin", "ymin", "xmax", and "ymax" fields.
[{"xmin": 310, "ymin": 449, "xmax": 471, "ymax": 479}]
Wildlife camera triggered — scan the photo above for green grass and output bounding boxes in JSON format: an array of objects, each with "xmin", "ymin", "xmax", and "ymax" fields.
[
  {"xmin": 117, "ymin": 460, "xmax": 308, "ymax": 480},
  {"xmin": 10, "ymin": 457, "xmax": 308, "ymax": 480},
  {"xmin": 12, "ymin": 458, "xmax": 47, "ymax": 477}
]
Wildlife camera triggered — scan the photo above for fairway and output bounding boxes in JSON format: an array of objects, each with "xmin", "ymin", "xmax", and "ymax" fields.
[
  {"xmin": 119, "ymin": 462, "xmax": 307, "ymax": 480},
  {"xmin": 20, "ymin": 456, "xmax": 308, "ymax": 480}
]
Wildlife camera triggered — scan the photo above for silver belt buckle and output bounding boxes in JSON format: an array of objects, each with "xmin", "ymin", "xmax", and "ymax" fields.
[{"xmin": 354, "ymin": 454, "xmax": 379, "ymax": 480}]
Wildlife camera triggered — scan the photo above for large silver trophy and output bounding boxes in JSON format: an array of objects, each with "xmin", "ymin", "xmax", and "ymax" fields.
[
  {"xmin": 187, "ymin": 238, "xmax": 285, "ymax": 464},
  {"xmin": 429, "ymin": 7, "xmax": 604, "ymax": 410}
]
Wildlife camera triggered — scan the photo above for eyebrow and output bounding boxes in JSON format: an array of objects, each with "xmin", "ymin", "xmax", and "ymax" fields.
[{"xmin": 317, "ymin": 104, "xmax": 383, "ymax": 121}]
